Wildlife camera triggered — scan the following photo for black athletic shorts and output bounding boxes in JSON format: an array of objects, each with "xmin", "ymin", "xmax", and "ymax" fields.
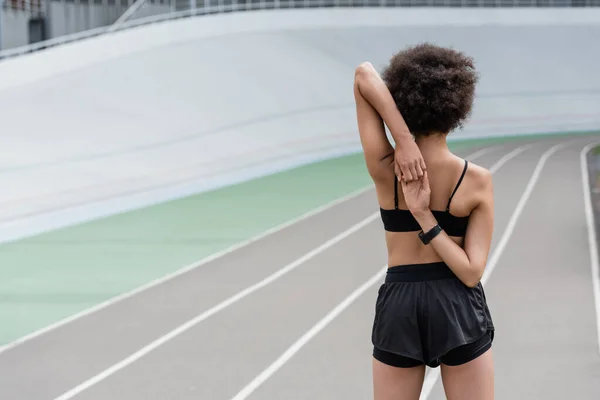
[{"xmin": 372, "ymin": 262, "xmax": 495, "ymax": 368}]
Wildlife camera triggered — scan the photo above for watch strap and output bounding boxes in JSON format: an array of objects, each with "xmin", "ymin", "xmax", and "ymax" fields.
[{"xmin": 418, "ymin": 224, "xmax": 442, "ymax": 245}]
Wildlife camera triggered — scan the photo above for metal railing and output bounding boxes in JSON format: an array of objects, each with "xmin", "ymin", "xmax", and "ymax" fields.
[
  {"xmin": 0, "ymin": 0, "xmax": 169, "ymax": 55},
  {"xmin": 1, "ymin": 0, "xmax": 599, "ymax": 60},
  {"xmin": 4, "ymin": 0, "xmax": 45, "ymax": 14},
  {"xmin": 169, "ymin": 0, "xmax": 600, "ymax": 9}
]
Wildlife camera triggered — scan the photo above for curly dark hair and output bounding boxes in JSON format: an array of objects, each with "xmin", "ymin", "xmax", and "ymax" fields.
[{"xmin": 382, "ymin": 43, "xmax": 478, "ymax": 137}]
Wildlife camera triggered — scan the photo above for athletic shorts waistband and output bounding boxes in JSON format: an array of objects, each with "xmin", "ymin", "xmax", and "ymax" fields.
[{"xmin": 385, "ymin": 262, "xmax": 457, "ymax": 282}]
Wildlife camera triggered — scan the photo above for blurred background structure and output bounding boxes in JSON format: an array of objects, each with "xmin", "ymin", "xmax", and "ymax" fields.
[
  {"xmin": 1, "ymin": 0, "xmax": 600, "ymax": 55},
  {"xmin": 0, "ymin": 2, "xmax": 599, "ymax": 400}
]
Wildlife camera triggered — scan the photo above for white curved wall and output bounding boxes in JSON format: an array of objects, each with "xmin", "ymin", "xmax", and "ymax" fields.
[{"xmin": 0, "ymin": 8, "xmax": 599, "ymax": 241}]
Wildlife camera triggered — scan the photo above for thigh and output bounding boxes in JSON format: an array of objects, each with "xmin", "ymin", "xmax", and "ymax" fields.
[
  {"xmin": 373, "ymin": 357, "xmax": 426, "ymax": 400},
  {"xmin": 440, "ymin": 348, "xmax": 494, "ymax": 400}
]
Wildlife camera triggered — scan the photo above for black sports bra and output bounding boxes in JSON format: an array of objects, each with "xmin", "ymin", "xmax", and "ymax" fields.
[{"xmin": 380, "ymin": 159, "xmax": 469, "ymax": 237}]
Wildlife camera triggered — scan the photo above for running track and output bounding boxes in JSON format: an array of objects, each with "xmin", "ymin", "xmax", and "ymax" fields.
[{"xmin": 1, "ymin": 134, "xmax": 600, "ymax": 399}]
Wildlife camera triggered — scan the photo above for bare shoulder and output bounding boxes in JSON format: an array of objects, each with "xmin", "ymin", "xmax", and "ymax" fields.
[
  {"xmin": 464, "ymin": 161, "xmax": 493, "ymax": 211},
  {"xmin": 466, "ymin": 160, "xmax": 493, "ymax": 190}
]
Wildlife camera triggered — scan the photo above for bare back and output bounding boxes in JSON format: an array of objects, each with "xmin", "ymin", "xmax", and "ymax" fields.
[{"xmin": 374, "ymin": 153, "xmax": 487, "ymax": 267}]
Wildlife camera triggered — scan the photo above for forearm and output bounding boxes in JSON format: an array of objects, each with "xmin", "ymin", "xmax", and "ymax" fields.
[
  {"xmin": 413, "ymin": 210, "xmax": 481, "ymax": 287},
  {"xmin": 354, "ymin": 64, "xmax": 413, "ymax": 145}
]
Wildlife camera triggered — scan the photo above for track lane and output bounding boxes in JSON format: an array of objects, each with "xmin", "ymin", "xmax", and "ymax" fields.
[
  {"xmin": 581, "ymin": 143, "xmax": 600, "ymax": 356},
  {"xmin": 0, "ymin": 188, "xmax": 378, "ymax": 399},
  {"xmin": 72, "ymin": 220, "xmax": 387, "ymax": 400}
]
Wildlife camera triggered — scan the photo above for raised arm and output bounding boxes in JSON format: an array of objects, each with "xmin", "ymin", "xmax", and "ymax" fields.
[
  {"xmin": 353, "ymin": 64, "xmax": 393, "ymax": 181},
  {"xmin": 401, "ymin": 169, "xmax": 494, "ymax": 288},
  {"xmin": 353, "ymin": 62, "xmax": 426, "ymax": 181}
]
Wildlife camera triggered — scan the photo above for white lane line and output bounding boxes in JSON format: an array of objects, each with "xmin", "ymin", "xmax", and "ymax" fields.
[
  {"xmin": 53, "ymin": 213, "xmax": 380, "ymax": 400},
  {"xmin": 0, "ymin": 184, "xmax": 374, "ymax": 357},
  {"xmin": 226, "ymin": 146, "xmax": 524, "ymax": 400},
  {"xmin": 231, "ymin": 266, "xmax": 388, "ymax": 400},
  {"xmin": 51, "ymin": 146, "xmax": 499, "ymax": 399},
  {"xmin": 482, "ymin": 142, "xmax": 569, "ymax": 282},
  {"xmin": 419, "ymin": 141, "xmax": 571, "ymax": 400},
  {"xmin": 488, "ymin": 145, "xmax": 531, "ymax": 174},
  {"xmin": 465, "ymin": 145, "xmax": 502, "ymax": 161},
  {"xmin": 580, "ymin": 142, "xmax": 600, "ymax": 355}
]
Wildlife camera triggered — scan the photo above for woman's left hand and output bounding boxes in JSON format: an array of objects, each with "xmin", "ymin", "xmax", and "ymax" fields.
[{"xmin": 400, "ymin": 171, "xmax": 431, "ymax": 215}]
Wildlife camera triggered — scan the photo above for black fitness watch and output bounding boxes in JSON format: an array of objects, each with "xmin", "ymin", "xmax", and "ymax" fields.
[{"xmin": 418, "ymin": 224, "xmax": 442, "ymax": 245}]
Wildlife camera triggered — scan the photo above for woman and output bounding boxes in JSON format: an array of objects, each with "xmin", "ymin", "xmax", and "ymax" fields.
[{"xmin": 354, "ymin": 43, "xmax": 495, "ymax": 400}]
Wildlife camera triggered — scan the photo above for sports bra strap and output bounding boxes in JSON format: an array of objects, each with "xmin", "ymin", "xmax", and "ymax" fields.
[
  {"xmin": 394, "ymin": 159, "xmax": 468, "ymax": 212},
  {"xmin": 446, "ymin": 159, "xmax": 468, "ymax": 212}
]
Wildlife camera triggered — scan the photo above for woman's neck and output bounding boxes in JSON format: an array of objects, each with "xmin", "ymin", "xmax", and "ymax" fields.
[{"xmin": 415, "ymin": 133, "xmax": 451, "ymax": 163}]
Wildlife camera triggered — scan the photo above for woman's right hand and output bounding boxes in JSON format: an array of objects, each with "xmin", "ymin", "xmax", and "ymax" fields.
[{"xmin": 394, "ymin": 136, "xmax": 426, "ymax": 182}]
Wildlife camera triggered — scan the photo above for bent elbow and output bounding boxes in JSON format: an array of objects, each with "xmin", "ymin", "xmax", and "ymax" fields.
[
  {"xmin": 463, "ymin": 267, "xmax": 484, "ymax": 288},
  {"xmin": 354, "ymin": 62, "xmax": 374, "ymax": 85},
  {"xmin": 463, "ymin": 278, "xmax": 480, "ymax": 289},
  {"xmin": 355, "ymin": 62, "xmax": 373, "ymax": 74}
]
